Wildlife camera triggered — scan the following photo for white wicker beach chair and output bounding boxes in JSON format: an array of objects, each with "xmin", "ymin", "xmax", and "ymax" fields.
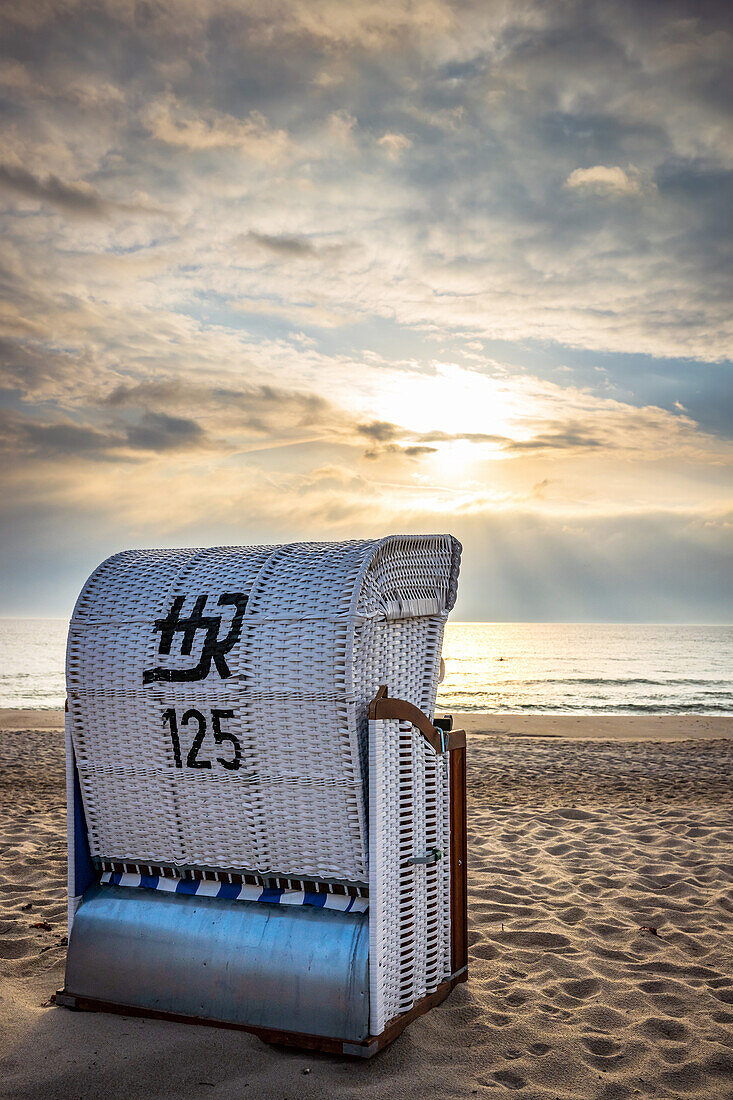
[{"xmin": 59, "ymin": 535, "xmax": 466, "ymax": 1056}]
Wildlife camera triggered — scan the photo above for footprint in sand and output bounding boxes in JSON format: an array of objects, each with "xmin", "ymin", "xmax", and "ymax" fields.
[
  {"xmin": 581, "ymin": 1036, "xmax": 619, "ymax": 1056},
  {"xmin": 471, "ymin": 942, "xmax": 498, "ymax": 960},
  {"xmin": 0, "ymin": 934, "xmax": 32, "ymax": 959},
  {"xmin": 562, "ymin": 977, "xmax": 601, "ymax": 999},
  {"xmin": 579, "ymin": 1005, "xmax": 629, "ymax": 1029},
  {"xmin": 491, "ymin": 1069, "xmax": 526, "ymax": 1090},
  {"xmin": 660, "ymin": 1062, "xmax": 708, "ymax": 1092},
  {"xmin": 555, "ymin": 808, "xmax": 596, "ymax": 821},
  {"xmin": 640, "ymin": 1015, "xmax": 689, "ymax": 1041},
  {"xmin": 659, "ymin": 1044, "xmax": 690, "ymax": 1064},
  {"xmin": 503, "ymin": 991, "xmax": 527, "ymax": 1007}
]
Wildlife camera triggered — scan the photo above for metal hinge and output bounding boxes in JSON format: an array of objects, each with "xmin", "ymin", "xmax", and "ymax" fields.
[{"xmin": 408, "ymin": 848, "xmax": 442, "ymax": 866}]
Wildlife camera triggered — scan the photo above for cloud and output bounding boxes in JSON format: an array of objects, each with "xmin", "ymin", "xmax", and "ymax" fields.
[
  {"xmin": 0, "ymin": 409, "xmax": 124, "ymax": 460},
  {"xmin": 23, "ymin": 419, "xmax": 121, "ymax": 456},
  {"xmin": 531, "ymin": 478, "xmax": 554, "ymax": 499},
  {"xmin": 0, "ymin": 337, "xmax": 91, "ymax": 394},
  {"xmin": 403, "ymin": 443, "xmax": 436, "ymax": 457},
  {"xmin": 0, "ymin": 162, "xmax": 111, "ymax": 216},
  {"xmin": 102, "ymin": 380, "xmax": 191, "ymax": 409},
  {"xmin": 363, "ymin": 442, "xmax": 437, "ymax": 460},
  {"xmin": 0, "ymin": 0, "xmax": 731, "ymax": 619},
  {"xmin": 564, "ymin": 165, "xmax": 645, "ymax": 197},
  {"xmin": 0, "ymin": 58, "xmax": 34, "ymax": 93},
  {"xmin": 328, "ymin": 110, "xmax": 357, "ymax": 145},
  {"xmin": 377, "ymin": 132, "xmax": 413, "ymax": 160},
  {"xmin": 1, "ymin": 0, "xmax": 731, "ymax": 363},
  {"xmin": 125, "ymin": 411, "xmax": 205, "ymax": 451},
  {"xmin": 94, "ymin": 364, "xmax": 732, "ymax": 468},
  {"xmin": 243, "ymin": 232, "xmax": 355, "ymax": 261},
  {"xmin": 505, "ymin": 428, "xmax": 605, "ymax": 453},
  {"xmin": 0, "ymin": 57, "xmax": 125, "ymax": 110},
  {"xmin": 102, "ymin": 378, "xmax": 342, "ymax": 439},
  {"xmin": 246, "ymin": 232, "xmax": 317, "ymax": 257},
  {"xmin": 359, "ymin": 424, "xmax": 605, "ymax": 460},
  {"xmin": 357, "ymin": 420, "xmax": 400, "ymax": 442},
  {"xmin": 0, "ymin": 406, "xmax": 207, "ymax": 461},
  {"xmin": 143, "ymin": 95, "xmax": 290, "ymax": 160}
]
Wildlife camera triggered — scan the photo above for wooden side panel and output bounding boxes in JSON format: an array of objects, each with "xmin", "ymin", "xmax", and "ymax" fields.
[{"xmin": 449, "ymin": 743, "xmax": 468, "ymax": 975}]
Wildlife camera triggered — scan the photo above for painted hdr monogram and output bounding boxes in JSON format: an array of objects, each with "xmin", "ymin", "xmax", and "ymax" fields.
[{"xmin": 143, "ymin": 592, "xmax": 248, "ymax": 684}]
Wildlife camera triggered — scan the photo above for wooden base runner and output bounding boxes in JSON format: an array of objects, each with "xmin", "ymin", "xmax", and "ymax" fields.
[{"xmin": 56, "ymin": 969, "xmax": 467, "ymax": 1059}]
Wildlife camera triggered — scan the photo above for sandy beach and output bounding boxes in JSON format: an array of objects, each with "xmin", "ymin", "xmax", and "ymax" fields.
[{"xmin": 1, "ymin": 709, "xmax": 732, "ymax": 1099}]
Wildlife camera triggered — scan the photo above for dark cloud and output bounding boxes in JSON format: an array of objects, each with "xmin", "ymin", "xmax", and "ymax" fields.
[
  {"xmin": 125, "ymin": 411, "xmax": 205, "ymax": 451},
  {"xmin": 104, "ymin": 379, "xmax": 334, "ymax": 434},
  {"xmin": 246, "ymin": 232, "xmax": 317, "ymax": 257},
  {"xmin": 403, "ymin": 444, "xmax": 436, "ymax": 457},
  {"xmin": 358, "ymin": 419, "xmax": 605, "ymax": 455},
  {"xmin": 0, "ymin": 162, "xmax": 110, "ymax": 217},
  {"xmin": 223, "ymin": 384, "xmax": 333, "ymax": 430},
  {"xmin": 0, "ymin": 408, "xmax": 207, "ymax": 460},
  {"xmin": 0, "ymin": 409, "xmax": 124, "ymax": 459},
  {"xmin": 357, "ymin": 420, "xmax": 508, "ymax": 456},
  {"xmin": 0, "ymin": 337, "xmax": 74, "ymax": 392},
  {"xmin": 363, "ymin": 442, "xmax": 437, "ymax": 460},
  {"xmin": 506, "ymin": 429, "xmax": 605, "ymax": 453},
  {"xmin": 243, "ymin": 231, "xmax": 356, "ymax": 264},
  {"xmin": 103, "ymin": 380, "xmax": 190, "ymax": 408},
  {"xmin": 24, "ymin": 419, "xmax": 120, "ymax": 455},
  {"xmin": 357, "ymin": 420, "xmax": 400, "ymax": 442}
]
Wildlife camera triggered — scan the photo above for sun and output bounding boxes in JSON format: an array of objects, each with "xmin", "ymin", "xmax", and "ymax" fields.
[{"xmin": 375, "ymin": 362, "xmax": 535, "ymax": 442}]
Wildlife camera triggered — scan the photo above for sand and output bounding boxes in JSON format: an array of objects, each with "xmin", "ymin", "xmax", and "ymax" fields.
[{"xmin": 1, "ymin": 711, "xmax": 732, "ymax": 1099}]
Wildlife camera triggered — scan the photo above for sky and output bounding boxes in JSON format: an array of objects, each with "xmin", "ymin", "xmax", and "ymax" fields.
[{"xmin": 0, "ymin": 0, "xmax": 731, "ymax": 621}]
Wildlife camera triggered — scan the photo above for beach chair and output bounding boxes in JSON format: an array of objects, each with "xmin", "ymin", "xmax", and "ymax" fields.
[{"xmin": 58, "ymin": 535, "xmax": 467, "ymax": 1056}]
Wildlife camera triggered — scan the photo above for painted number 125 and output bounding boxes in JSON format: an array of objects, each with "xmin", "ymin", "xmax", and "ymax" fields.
[{"xmin": 162, "ymin": 707, "xmax": 242, "ymax": 771}]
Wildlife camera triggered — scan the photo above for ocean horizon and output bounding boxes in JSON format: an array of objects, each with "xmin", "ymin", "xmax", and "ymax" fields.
[{"xmin": 1, "ymin": 618, "xmax": 731, "ymax": 715}]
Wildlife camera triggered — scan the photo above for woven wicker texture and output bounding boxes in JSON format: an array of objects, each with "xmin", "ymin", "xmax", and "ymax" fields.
[
  {"xmin": 368, "ymin": 716, "xmax": 452, "ymax": 1033},
  {"xmin": 67, "ymin": 536, "xmax": 461, "ymax": 883}
]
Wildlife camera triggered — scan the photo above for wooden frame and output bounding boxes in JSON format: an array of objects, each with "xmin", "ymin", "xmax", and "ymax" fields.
[{"xmin": 449, "ymin": 740, "xmax": 468, "ymax": 974}]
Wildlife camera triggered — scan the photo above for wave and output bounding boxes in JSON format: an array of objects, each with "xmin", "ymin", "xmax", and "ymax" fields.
[
  {"xmin": 435, "ymin": 700, "xmax": 733, "ymax": 714},
  {"xmin": 444, "ymin": 678, "xmax": 731, "ymax": 689},
  {"xmin": 442, "ymin": 685, "xmax": 733, "ymax": 698}
]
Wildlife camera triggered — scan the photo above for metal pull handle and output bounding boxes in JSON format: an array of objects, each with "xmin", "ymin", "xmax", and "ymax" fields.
[{"xmin": 408, "ymin": 848, "xmax": 442, "ymax": 866}]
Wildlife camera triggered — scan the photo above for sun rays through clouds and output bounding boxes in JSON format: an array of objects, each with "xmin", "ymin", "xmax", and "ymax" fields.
[{"xmin": 0, "ymin": 0, "xmax": 731, "ymax": 618}]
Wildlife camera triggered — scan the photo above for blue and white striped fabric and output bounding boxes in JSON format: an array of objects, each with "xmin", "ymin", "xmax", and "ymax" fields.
[{"xmin": 100, "ymin": 871, "xmax": 369, "ymax": 913}]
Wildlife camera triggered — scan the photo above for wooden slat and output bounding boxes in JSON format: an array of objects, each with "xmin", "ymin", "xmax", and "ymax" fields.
[{"xmin": 449, "ymin": 743, "xmax": 468, "ymax": 975}]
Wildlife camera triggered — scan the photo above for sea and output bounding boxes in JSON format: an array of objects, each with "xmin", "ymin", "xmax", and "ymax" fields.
[{"xmin": 0, "ymin": 619, "xmax": 731, "ymax": 714}]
